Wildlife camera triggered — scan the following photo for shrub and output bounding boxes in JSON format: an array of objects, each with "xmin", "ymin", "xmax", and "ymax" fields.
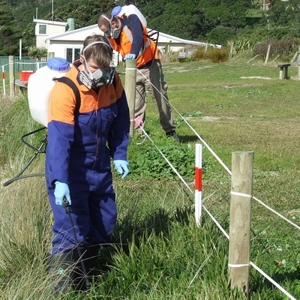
[
  {"xmin": 252, "ymin": 37, "xmax": 299, "ymax": 59},
  {"xmin": 129, "ymin": 145, "xmax": 195, "ymax": 180},
  {"xmin": 194, "ymin": 48, "xmax": 206, "ymax": 61},
  {"xmin": 27, "ymin": 46, "xmax": 47, "ymax": 60},
  {"xmin": 232, "ymin": 39, "xmax": 255, "ymax": 54},
  {"xmin": 206, "ymin": 48, "xmax": 229, "ymax": 63},
  {"xmin": 207, "ymin": 26, "xmax": 236, "ymax": 46}
]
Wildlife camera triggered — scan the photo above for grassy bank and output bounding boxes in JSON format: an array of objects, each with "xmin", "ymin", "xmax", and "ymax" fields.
[{"xmin": 0, "ymin": 58, "xmax": 299, "ymax": 299}]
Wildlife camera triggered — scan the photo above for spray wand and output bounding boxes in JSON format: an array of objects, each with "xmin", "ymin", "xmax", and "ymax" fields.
[{"xmin": 62, "ymin": 197, "xmax": 91, "ymax": 291}]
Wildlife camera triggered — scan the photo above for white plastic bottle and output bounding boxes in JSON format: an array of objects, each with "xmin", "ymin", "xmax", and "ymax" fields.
[
  {"xmin": 27, "ymin": 57, "xmax": 70, "ymax": 127},
  {"xmin": 112, "ymin": 5, "xmax": 147, "ymax": 27}
]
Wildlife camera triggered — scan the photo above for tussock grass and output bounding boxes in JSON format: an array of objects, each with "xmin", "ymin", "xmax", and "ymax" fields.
[{"xmin": 1, "ymin": 58, "xmax": 300, "ymax": 299}]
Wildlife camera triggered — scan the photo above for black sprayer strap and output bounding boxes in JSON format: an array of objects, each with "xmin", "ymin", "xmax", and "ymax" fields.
[{"xmin": 55, "ymin": 77, "xmax": 81, "ymax": 115}]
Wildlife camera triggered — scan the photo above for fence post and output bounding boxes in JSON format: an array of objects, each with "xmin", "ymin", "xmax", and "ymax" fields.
[
  {"xmin": 2, "ymin": 65, "xmax": 6, "ymax": 96},
  {"xmin": 195, "ymin": 144, "xmax": 202, "ymax": 227},
  {"xmin": 125, "ymin": 59, "xmax": 136, "ymax": 137},
  {"xmin": 47, "ymin": 52, "xmax": 55, "ymax": 59},
  {"xmin": 297, "ymin": 46, "xmax": 300, "ymax": 79},
  {"xmin": 228, "ymin": 151, "xmax": 253, "ymax": 298},
  {"xmin": 229, "ymin": 42, "xmax": 234, "ymax": 59},
  {"xmin": 264, "ymin": 44, "xmax": 271, "ymax": 65},
  {"xmin": 9, "ymin": 56, "xmax": 14, "ymax": 97},
  {"xmin": 205, "ymin": 43, "xmax": 208, "ymax": 55}
]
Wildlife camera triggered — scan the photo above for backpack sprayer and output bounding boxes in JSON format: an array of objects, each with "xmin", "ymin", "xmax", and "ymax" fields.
[
  {"xmin": 111, "ymin": 4, "xmax": 159, "ymax": 66},
  {"xmin": 3, "ymin": 57, "xmax": 70, "ymax": 187}
]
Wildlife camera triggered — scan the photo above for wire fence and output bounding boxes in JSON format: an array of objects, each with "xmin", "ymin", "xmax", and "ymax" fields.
[
  {"xmin": 1, "ymin": 60, "xmax": 47, "ymax": 95},
  {"xmin": 1, "ymin": 61, "xmax": 298, "ymax": 299},
  {"xmin": 0, "ymin": 56, "xmax": 47, "ymax": 71},
  {"xmin": 136, "ymin": 67, "xmax": 299, "ymax": 300}
]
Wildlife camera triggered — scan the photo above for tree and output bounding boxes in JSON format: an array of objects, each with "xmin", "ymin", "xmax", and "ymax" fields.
[
  {"xmin": 267, "ymin": 0, "xmax": 300, "ymax": 27},
  {"xmin": 45, "ymin": 0, "xmax": 116, "ymax": 28},
  {"xmin": 0, "ymin": 0, "xmax": 22, "ymax": 55},
  {"xmin": 131, "ymin": 0, "xmax": 254, "ymax": 40},
  {"xmin": 1, "ymin": 0, "xmax": 299, "ymax": 56},
  {"xmin": 201, "ymin": 0, "xmax": 252, "ymax": 32},
  {"xmin": 133, "ymin": 0, "xmax": 205, "ymax": 39},
  {"xmin": 13, "ymin": 0, "xmax": 116, "ymax": 55},
  {"xmin": 261, "ymin": 0, "xmax": 300, "ymax": 39}
]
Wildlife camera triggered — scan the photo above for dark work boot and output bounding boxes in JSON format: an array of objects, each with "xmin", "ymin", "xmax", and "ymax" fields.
[
  {"xmin": 73, "ymin": 245, "xmax": 100, "ymax": 291},
  {"xmin": 75, "ymin": 246, "xmax": 100, "ymax": 291},
  {"xmin": 83, "ymin": 245, "xmax": 100, "ymax": 274},
  {"xmin": 48, "ymin": 251, "xmax": 78, "ymax": 295},
  {"xmin": 166, "ymin": 130, "xmax": 180, "ymax": 142}
]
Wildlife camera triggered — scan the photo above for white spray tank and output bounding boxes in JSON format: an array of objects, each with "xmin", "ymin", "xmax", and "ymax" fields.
[
  {"xmin": 27, "ymin": 57, "xmax": 70, "ymax": 127},
  {"xmin": 112, "ymin": 4, "xmax": 147, "ymax": 27}
]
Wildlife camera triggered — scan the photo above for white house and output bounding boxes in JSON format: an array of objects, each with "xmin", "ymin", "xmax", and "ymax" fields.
[
  {"xmin": 33, "ymin": 18, "xmax": 221, "ymax": 64},
  {"xmin": 34, "ymin": 19, "xmax": 68, "ymax": 49}
]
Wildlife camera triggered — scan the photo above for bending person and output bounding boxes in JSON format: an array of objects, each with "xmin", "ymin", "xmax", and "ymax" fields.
[{"xmin": 98, "ymin": 8, "xmax": 179, "ymax": 142}]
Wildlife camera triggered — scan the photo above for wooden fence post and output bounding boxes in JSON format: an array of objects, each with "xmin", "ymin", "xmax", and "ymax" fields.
[
  {"xmin": 297, "ymin": 46, "xmax": 300, "ymax": 79},
  {"xmin": 264, "ymin": 44, "xmax": 271, "ymax": 65},
  {"xmin": 247, "ymin": 54, "xmax": 259, "ymax": 64},
  {"xmin": 229, "ymin": 151, "xmax": 253, "ymax": 298},
  {"xmin": 205, "ymin": 43, "xmax": 208, "ymax": 55},
  {"xmin": 125, "ymin": 59, "xmax": 136, "ymax": 137},
  {"xmin": 9, "ymin": 55, "xmax": 14, "ymax": 97},
  {"xmin": 229, "ymin": 42, "xmax": 234, "ymax": 59}
]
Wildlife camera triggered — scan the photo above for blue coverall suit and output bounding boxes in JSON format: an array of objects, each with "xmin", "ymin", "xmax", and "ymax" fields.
[{"xmin": 45, "ymin": 60, "xmax": 130, "ymax": 254}]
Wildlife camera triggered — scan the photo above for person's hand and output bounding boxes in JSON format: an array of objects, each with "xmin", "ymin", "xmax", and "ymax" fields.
[
  {"xmin": 114, "ymin": 160, "xmax": 129, "ymax": 178},
  {"xmin": 124, "ymin": 54, "xmax": 136, "ymax": 60},
  {"xmin": 54, "ymin": 181, "xmax": 71, "ymax": 206}
]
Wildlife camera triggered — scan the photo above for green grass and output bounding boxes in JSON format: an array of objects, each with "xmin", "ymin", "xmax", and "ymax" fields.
[{"xmin": 0, "ymin": 58, "xmax": 300, "ymax": 299}]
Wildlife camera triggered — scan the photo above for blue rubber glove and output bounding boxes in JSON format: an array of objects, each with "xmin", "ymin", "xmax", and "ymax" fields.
[
  {"xmin": 124, "ymin": 54, "xmax": 136, "ymax": 60},
  {"xmin": 54, "ymin": 181, "xmax": 71, "ymax": 206},
  {"xmin": 114, "ymin": 160, "xmax": 129, "ymax": 178}
]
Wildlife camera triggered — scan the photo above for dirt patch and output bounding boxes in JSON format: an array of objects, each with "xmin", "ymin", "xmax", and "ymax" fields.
[
  {"xmin": 201, "ymin": 116, "xmax": 237, "ymax": 121},
  {"xmin": 240, "ymin": 76, "xmax": 272, "ymax": 80}
]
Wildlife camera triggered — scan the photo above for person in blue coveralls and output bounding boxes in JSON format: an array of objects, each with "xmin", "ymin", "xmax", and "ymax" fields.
[{"xmin": 45, "ymin": 34, "xmax": 130, "ymax": 294}]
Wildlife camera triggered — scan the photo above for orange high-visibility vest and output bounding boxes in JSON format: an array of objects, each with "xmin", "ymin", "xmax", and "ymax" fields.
[{"xmin": 109, "ymin": 21, "xmax": 161, "ymax": 68}]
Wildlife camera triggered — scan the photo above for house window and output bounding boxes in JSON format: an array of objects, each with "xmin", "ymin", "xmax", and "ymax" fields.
[
  {"xmin": 66, "ymin": 49, "xmax": 72, "ymax": 63},
  {"xmin": 38, "ymin": 24, "xmax": 47, "ymax": 35},
  {"xmin": 75, "ymin": 49, "xmax": 81, "ymax": 61},
  {"xmin": 66, "ymin": 48, "xmax": 81, "ymax": 63}
]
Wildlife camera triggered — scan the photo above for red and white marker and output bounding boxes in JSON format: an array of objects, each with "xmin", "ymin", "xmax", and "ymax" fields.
[
  {"xmin": 2, "ymin": 66, "xmax": 6, "ymax": 96},
  {"xmin": 195, "ymin": 144, "xmax": 202, "ymax": 226}
]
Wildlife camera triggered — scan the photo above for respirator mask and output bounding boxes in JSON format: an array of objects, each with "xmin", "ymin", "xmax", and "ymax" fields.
[
  {"xmin": 102, "ymin": 15, "xmax": 121, "ymax": 39},
  {"xmin": 79, "ymin": 41, "xmax": 115, "ymax": 89},
  {"xmin": 105, "ymin": 27, "xmax": 121, "ymax": 39},
  {"xmin": 79, "ymin": 66, "xmax": 115, "ymax": 89}
]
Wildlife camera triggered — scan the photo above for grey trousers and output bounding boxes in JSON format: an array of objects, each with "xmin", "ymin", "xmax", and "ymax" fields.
[{"xmin": 135, "ymin": 60, "xmax": 176, "ymax": 133}]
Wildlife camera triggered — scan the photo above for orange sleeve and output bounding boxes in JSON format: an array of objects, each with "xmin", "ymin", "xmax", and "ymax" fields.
[{"xmin": 48, "ymin": 82, "xmax": 76, "ymax": 125}]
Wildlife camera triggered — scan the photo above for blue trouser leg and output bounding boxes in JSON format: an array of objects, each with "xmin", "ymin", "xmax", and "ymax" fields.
[
  {"xmin": 88, "ymin": 191, "xmax": 117, "ymax": 246},
  {"xmin": 48, "ymin": 181, "xmax": 117, "ymax": 254}
]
